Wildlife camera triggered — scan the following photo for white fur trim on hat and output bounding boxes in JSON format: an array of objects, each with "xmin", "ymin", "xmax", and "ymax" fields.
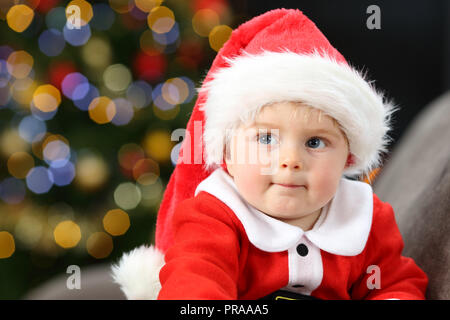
[
  {"xmin": 199, "ymin": 50, "xmax": 397, "ymax": 177},
  {"xmin": 111, "ymin": 245, "xmax": 164, "ymax": 300}
]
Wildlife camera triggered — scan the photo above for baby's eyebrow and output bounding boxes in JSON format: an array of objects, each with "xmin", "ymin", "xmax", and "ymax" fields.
[{"xmin": 250, "ymin": 122, "xmax": 342, "ymax": 139}]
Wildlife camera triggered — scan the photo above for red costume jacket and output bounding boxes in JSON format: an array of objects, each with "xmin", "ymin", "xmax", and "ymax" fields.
[{"xmin": 158, "ymin": 169, "xmax": 428, "ymax": 299}]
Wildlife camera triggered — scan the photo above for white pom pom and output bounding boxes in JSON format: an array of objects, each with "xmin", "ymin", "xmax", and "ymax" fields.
[{"xmin": 111, "ymin": 245, "xmax": 165, "ymax": 300}]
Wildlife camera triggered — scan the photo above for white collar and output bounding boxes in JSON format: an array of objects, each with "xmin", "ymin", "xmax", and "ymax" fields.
[{"xmin": 195, "ymin": 169, "xmax": 373, "ymax": 256}]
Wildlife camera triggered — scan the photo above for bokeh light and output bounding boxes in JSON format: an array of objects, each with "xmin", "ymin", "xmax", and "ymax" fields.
[
  {"xmin": 0, "ymin": 177, "xmax": 26, "ymax": 205},
  {"xmin": 133, "ymin": 158, "xmax": 160, "ymax": 185},
  {"xmin": 0, "ymin": 129, "xmax": 28, "ymax": 157},
  {"xmin": 49, "ymin": 161, "xmax": 76, "ymax": 186},
  {"xmin": 86, "ymin": 232, "xmax": 113, "ymax": 259},
  {"xmin": 66, "ymin": 0, "xmax": 93, "ymax": 28},
  {"xmin": 153, "ymin": 22, "xmax": 180, "ymax": 46},
  {"xmin": 103, "ymin": 64, "xmax": 132, "ymax": 92},
  {"xmin": 111, "ymin": 98, "xmax": 134, "ymax": 126},
  {"xmin": 114, "ymin": 182, "xmax": 142, "ymax": 210},
  {"xmin": 6, "ymin": 4, "xmax": 34, "ymax": 33},
  {"xmin": 38, "ymin": 29, "xmax": 65, "ymax": 57},
  {"xmin": 126, "ymin": 80, "xmax": 152, "ymax": 109},
  {"xmin": 7, "ymin": 151, "xmax": 35, "ymax": 179},
  {"xmin": 147, "ymin": 6, "xmax": 175, "ymax": 34},
  {"xmin": 103, "ymin": 209, "xmax": 130, "ymax": 236},
  {"xmin": 135, "ymin": 0, "xmax": 162, "ymax": 13},
  {"xmin": 133, "ymin": 50, "xmax": 167, "ymax": 82},
  {"xmin": 81, "ymin": 37, "xmax": 112, "ymax": 69},
  {"xmin": 88, "ymin": 96, "xmax": 116, "ymax": 124},
  {"xmin": 45, "ymin": 6, "xmax": 67, "ymax": 30},
  {"xmin": 73, "ymin": 83, "xmax": 99, "ymax": 111},
  {"xmin": 42, "ymin": 135, "xmax": 71, "ymax": 168},
  {"xmin": 192, "ymin": 9, "xmax": 220, "ymax": 37},
  {"xmin": 26, "ymin": 166, "xmax": 54, "ymax": 194},
  {"xmin": 118, "ymin": 143, "xmax": 145, "ymax": 178},
  {"xmin": 209, "ymin": 24, "xmax": 233, "ymax": 52},
  {"xmin": 143, "ymin": 130, "xmax": 174, "ymax": 162},
  {"xmin": 10, "ymin": 77, "xmax": 37, "ymax": 106},
  {"xmin": 139, "ymin": 176, "xmax": 163, "ymax": 208},
  {"xmin": 15, "ymin": 213, "xmax": 44, "ymax": 249},
  {"xmin": 18, "ymin": 115, "xmax": 47, "ymax": 143},
  {"xmin": 74, "ymin": 152, "xmax": 109, "ymax": 191},
  {"xmin": 7, "ymin": 50, "xmax": 34, "ymax": 79},
  {"xmin": 32, "ymin": 84, "xmax": 61, "ymax": 112},
  {"xmin": 63, "ymin": 20, "xmax": 91, "ymax": 46},
  {"xmin": 0, "ymin": 59, "xmax": 11, "ymax": 88},
  {"xmin": 61, "ymin": 72, "xmax": 89, "ymax": 100},
  {"xmin": 0, "ymin": 232, "xmax": 15, "ymax": 259},
  {"xmin": 53, "ymin": 220, "xmax": 81, "ymax": 249},
  {"xmin": 108, "ymin": 0, "xmax": 132, "ymax": 14}
]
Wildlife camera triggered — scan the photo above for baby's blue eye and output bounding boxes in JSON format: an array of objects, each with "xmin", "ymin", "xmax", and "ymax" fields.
[
  {"xmin": 257, "ymin": 133, "xmax": 277, "ymax": 145},
  {"xmin": 306, "ymin": 137, "xmax": 326, "ymax": 149}
]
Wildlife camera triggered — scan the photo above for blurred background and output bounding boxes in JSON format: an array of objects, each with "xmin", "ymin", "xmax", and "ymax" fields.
[{"xmin": 0, "ymin": 0, "xmax": 448, "ymax": 299}]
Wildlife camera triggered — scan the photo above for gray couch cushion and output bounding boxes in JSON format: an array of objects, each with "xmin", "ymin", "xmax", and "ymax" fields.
[{"xmin": 373, "ymin": 91, "xmax": 450, "ymax": 300}]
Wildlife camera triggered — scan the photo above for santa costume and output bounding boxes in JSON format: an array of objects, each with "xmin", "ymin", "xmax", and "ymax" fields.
[{"xmin": 111, "ymin": 8, "xmax": 428, "ymax": 300}]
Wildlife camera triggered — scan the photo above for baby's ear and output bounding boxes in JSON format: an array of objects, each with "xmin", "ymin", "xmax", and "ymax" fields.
[{"xmin": 345, "ymin": 153, "xmax": 355, "ymax": 168}]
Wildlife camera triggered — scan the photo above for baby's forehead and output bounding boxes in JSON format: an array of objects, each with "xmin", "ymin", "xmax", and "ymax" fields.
[{"xmin": 249, "ymin": 101, "xmax": 339, "ymax": 128}]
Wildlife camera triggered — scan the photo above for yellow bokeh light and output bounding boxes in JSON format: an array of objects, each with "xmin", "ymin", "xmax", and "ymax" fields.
[
  {"xmin": 103, "ymin": 209, "xmax": 130, "ymax": 236},
  {"xmin": 6, "ymin": 4, "xmax": 34, "ymax": 33},
  {"xmin": 192, "ymin": 9, "xmax": 220, "ymax": 37},
  {"xmin": 109, "ymin": 0, "xmax": 132, "ymax": 13},
  {"xmin": 139, "ymin": 177, "xmax": 163, "ymax": 208},
  {"xmin": 7, "ymin": 151, "xmax": 34, "ymax": 179},
  {"xmin": 81, "ymin": 37, "xmax": 112, "ymax": 69},
  {"xmin": 209, "ymin": 25, "xmax": 233, "ymax": 52},
  {"xmin": 135, "ymin": 0, "xmax": 163, "ymax": 13},
  {"xmin": 88, "ymin": 96, "xmax": 116, "ymax": 124},
  {"xmin": 103, "ymin": 64, "xmax": 132, "ymax": 92},
  {"xmin": 143, "ymin": 130, "xmax": 174, "ymax": 162},
  {"xmin": 0, "ymin": 129, "xmax": 28, "ymax": 157},
  {"xmin": 74, "ymin": 153, "xmax": 109, "ymax": 191},
  {"xmin": 32, "ymin": 84, "xmax": 61, "ymax": 112},
  {"xmin": 53, "ymin": 220, "xmax": 82, "ymax": 249},
  {"xmin": 0, "ymin": 231, "xmax": 15, "ymax": 259},
  {"xmin": 114, "ymin": 182, "xmax": 142, "ymax": 210},
  {"xmin": 66, "ymin": 0, "xmax": 93, "ymax": 27},
  {"xmin": 161, "ymin": 77, "xmax": 189, "ymax": 105},
  {"xmin": 7, "ymin": 50, "xmax": 34, "ymax": 79},
  {"xmin": 86, "ymin": 232, "xmax": 113, "ymax": 259},
  {"xmin": 147, "ymin": 6, "xmax": 175, "ymax": 34},
  {"xmin": 10, "ymin": 78, "xmax": 37, "ymax": 106}
]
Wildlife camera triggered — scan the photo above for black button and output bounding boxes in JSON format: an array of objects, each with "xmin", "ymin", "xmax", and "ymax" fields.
[{"xmin": 296, "ymin": 243, "xmax": 308, "ymax": 257}]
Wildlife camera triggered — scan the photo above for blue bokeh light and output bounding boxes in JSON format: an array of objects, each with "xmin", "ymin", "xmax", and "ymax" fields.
[
  {"xmin": 39, "ymin": 29, "xmax": 65, "ymax": 57},
  {"xmin": 18, "ymin": 116, "xmax": 47, "ymax": 143},
  {"xmin": 26, "ymin": 166, "xmax": 54, "ymax": 194}
]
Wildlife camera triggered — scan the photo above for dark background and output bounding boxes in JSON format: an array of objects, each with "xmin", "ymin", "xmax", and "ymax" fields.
[{"xmin": 229, "ymin": 0, "xmax": 450, "ymax": 147}]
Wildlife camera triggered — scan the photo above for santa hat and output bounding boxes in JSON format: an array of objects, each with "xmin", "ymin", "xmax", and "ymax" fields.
[{"xmin": 111, "ymin": 8, "xmax": 396, "ymax": 299}]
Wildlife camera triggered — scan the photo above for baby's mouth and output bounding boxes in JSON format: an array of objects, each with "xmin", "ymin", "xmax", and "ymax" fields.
[{"xmin": 272, "ymin": 183, "xmax": 305, "ymax": 189}]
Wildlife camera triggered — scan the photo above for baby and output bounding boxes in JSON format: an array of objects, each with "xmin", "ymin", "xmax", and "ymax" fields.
[{"xmin": 112, "ymin": 8, "xmax": 428, "ymax": 300}]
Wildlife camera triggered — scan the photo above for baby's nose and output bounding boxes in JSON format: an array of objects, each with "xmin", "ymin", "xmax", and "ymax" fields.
[{"xmin": 280, "ymin": 158, "xmax": 302, "ymax": 171}]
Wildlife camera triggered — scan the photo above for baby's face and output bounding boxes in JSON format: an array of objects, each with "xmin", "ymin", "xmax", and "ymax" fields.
[{"xmin": 225, "ymin": 102, "xmax": 350, "ymax": 229}]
